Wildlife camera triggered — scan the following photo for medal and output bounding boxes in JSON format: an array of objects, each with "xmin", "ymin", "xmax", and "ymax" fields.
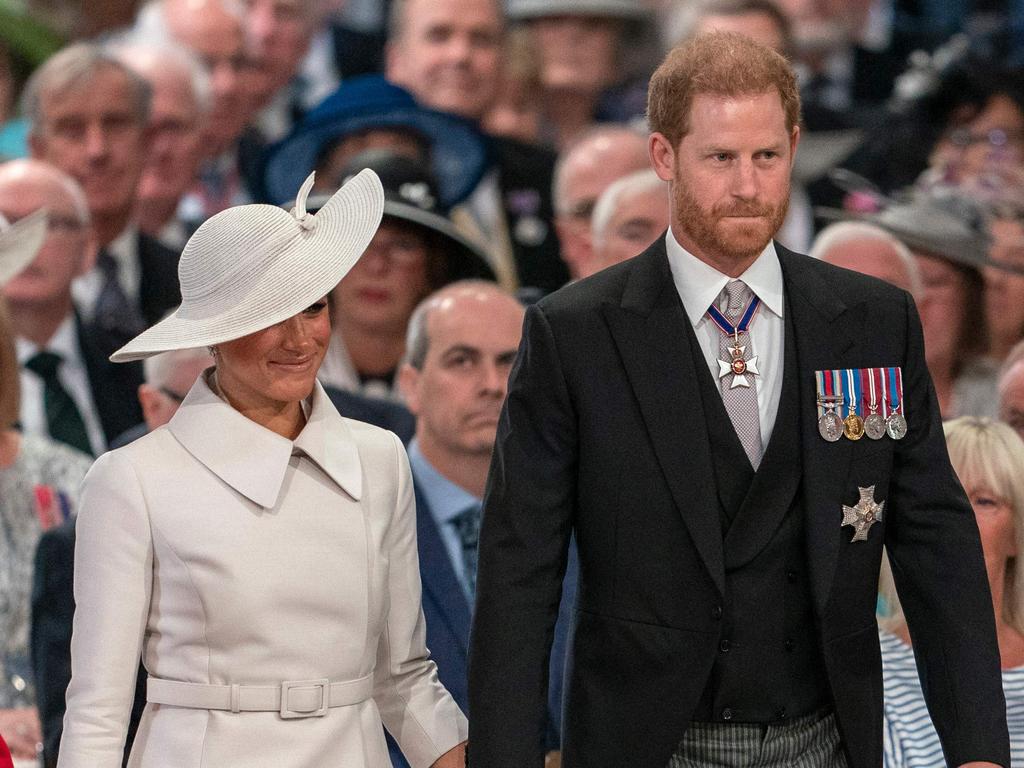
[
  {"xmin": 862, "ymin": 368, "xmax": 886, "ymax": 440},
  {"xmin": 815, "ymin": 371, "xmax": 843, "ymax": 442},
  {"xmin": 884, "ymin": 367, "xmax": 907, "ymax": 440},
  {"xmin": 842, "ymin": 485, "xmax": 885, "ymax": 542},
  {"xmin": 707, "ymin": 292, "xmax": 762, "ymax": 390},
  {"xmin": 842, "ymin": 368, "xmax": 864, "ymax": 440},
  {"xmin": 818, "ymin": 405, "xmax": 844, "ymax": 442}
]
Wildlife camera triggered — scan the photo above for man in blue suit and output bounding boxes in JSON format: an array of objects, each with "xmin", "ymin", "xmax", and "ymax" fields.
[{"xmin": 395, "ymin": 280, "xmax": 576, "ymax": 765}]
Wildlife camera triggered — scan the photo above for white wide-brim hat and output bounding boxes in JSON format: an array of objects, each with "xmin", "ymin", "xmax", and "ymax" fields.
[
  {"xmin": 0, "ymin": 209, "xmax": 49, "ymax": 287},
  {"xmin": 111, "ymin": 169, "xmax": 384, "ymax": 362}
]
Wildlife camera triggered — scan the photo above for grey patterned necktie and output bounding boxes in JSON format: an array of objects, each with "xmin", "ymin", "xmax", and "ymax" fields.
[
  {"xmin": 94, "ymin": 250, "xmax": 145, "ymax": 337},
  {"xmin": 716, "ymin": 280, "xmax": 763, "ymax": 469},
  {"xmin": 450, "ymin": 504, "xmax": 481, "ymax": 598}
]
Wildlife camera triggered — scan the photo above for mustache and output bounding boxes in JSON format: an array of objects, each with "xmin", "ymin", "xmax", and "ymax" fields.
[{"xmin": 713, "ymin": 202, "xmax": 774, "ymax": 217}]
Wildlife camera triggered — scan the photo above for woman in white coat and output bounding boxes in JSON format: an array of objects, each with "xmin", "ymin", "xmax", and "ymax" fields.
[{"xmin": 57, "ymin": 170, "xmax": 468, "ymax": 767}]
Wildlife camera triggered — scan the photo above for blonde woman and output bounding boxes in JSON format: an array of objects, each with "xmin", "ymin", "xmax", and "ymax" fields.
[{"xmin": 880, "ymin": 416, "xmax": 1024, "ymax": 767}]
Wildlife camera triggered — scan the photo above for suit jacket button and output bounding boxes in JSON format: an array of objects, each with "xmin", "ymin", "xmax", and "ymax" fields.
[
  {"xmin": 722, "ymin": 708, "xmax": 733, "ymax": 721},
  {"xmin": 786, "ymin": 570, "xmax": 798, "ymax": 583},
  {"xmin": 775, "ymin": 707, "xmax": 787, "ymax": 720},
  {"xmin": 719, "ymin": 639, "xmax": 731, "ymax": 653},
  {"xmin": 785, "ymin": 639, "xmax": 795, "ymax": 651},
  {"xmin": 711, "ymin": 605, "xmax": 723, "ymax": 620}
]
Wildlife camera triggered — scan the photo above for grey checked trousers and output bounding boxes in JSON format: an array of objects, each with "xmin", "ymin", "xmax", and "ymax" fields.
[{"xmin": 667, "ymin": 710, "xmax": 849, "ymax": 768}]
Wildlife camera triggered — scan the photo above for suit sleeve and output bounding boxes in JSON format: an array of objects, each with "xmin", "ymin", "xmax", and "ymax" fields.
[
  {"xmin": 468, "ymin": 303, "xmax": 578, "ymax": 767},
  {"xmin": 57, "ymin": 451, "xmax": 153, "ymax": 768},
  {"xmin": 373, "ymin": 432, "xmax": 467, "ymax": 768},
  {"xmin": 884, "ymin": 292, "xmax": 1010, "ymax": 766}
]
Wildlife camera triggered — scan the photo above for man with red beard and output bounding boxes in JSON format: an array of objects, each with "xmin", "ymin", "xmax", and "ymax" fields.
[{"xmin": 468, "ymin": 32, "xmax": 1009, "ymax": 768}]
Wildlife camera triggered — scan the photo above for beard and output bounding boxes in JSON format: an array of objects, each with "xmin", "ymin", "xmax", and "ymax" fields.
[{"xmin": 673, "ymin": 180, "xmax": 790, "ymax": 265}]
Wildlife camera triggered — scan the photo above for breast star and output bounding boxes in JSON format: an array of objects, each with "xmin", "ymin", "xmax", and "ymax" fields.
[{"xmin": 842, "ymin": 485, "xmax": 884, "ymax": 542}]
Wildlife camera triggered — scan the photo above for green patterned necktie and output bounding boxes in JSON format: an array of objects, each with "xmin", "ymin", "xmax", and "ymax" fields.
[{"xmin": 24, "ymin": 351, "xmax": 93, "ymax": 455}]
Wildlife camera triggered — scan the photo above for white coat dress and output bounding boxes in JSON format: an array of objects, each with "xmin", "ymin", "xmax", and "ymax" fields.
[{"xmin": 57, "ymin": 374, "xmax": 467, "ymax": 767}]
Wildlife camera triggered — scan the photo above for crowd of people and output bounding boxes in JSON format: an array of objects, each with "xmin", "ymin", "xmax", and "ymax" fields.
[{"xmin": 0, "ymin": 0, "xmax": 1022, "ymax": 765}]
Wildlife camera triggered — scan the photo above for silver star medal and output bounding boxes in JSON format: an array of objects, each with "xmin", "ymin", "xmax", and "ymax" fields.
[
  {"xmin": 718, "ymin": 337, "xmax": 759, "ymax": 389},
  {"xmin": 842, "ymin": 486, "xmax": 884, "ymax": 542}
]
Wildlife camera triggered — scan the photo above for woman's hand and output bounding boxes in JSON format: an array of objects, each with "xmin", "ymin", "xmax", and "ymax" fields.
[
  {"xmin": 0, "ymin": 707, "xmax": 41, "ymax": 759},
  {"xmin": 430, "ymin": 740, "xmax": 467, "ymax": 768}
]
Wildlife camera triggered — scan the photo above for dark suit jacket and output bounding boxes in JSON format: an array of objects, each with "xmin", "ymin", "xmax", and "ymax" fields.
[
  {"xmin": 135, "ymin": 232, "xmax": 181, "ymax": 327},
  {"xmin": 490, "ymin": 137, "xmax": 568, "ymax": 296},
  {"xmin": 74, "ymin": 313, "xmax": 143, "ymax": 449},
  {"xmin": 467, "ymin": 239, "xmax": 1009, "ymax": 767},
  {"xmin": 389, "ymin": 479, "xmax": 578, "ymax": 767}
]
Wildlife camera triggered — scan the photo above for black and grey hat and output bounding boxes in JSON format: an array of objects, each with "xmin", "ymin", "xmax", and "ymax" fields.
[{"xmin": 506, "ymin": 0, "xmax": 650, "ymax": 20}]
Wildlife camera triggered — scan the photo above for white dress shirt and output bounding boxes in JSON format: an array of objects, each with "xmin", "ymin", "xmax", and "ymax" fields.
[
  {"xmin": 16, "ymin": 314, "xmax": 107, "ymax": 455},
  {"xmin": 71, "ymin": 224, "xmax": 140, "ymax": 323},
  {"xmin": 664, "ymin": 230, "xmax": 785, "ymax": 445}
]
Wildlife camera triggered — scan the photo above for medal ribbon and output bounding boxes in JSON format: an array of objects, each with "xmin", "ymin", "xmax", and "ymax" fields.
[
  {"xmin": 860, "ymin": 368, "xmax": 876, "ymax": 413},
  {"xmin": 886, "ymin": 367, "xmax": 902, "ymax": 415},
  {"xmin": 706, "ymin": 295, "xmax": 762, "ymax": 338},
  {"xmin": 845, "ymin": 368, "xmax": 861, "ymax": 416}
]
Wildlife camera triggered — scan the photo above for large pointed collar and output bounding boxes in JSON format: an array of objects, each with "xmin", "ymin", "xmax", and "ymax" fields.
[{"xmin": 168, "ymin": 372, "xmax": 363, "ymax": 508}]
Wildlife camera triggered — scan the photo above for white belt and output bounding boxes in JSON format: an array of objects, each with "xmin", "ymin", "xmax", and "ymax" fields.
[{"xmin": 147, "ymin": 674, "xmax": 373, "ymax": 719}]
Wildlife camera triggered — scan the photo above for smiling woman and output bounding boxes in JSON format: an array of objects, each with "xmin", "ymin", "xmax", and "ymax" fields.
[{"xmin": 56, "ymin": 170, "xmax": 469, "ymax": 768}]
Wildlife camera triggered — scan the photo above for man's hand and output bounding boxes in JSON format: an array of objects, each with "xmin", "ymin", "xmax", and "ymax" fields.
[
  {"xmin": 430, "ymin": 740, "xmax": 467, "ymax": 768},
  {"xmin": 0, "ymin": 707, "xmax": 41, "ymax": 759}
]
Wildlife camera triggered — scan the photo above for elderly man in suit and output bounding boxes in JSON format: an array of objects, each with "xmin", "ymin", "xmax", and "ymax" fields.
[
  {"xmin": 468, "ymin": 32, "xmax": 1009, "ymax": 768},
  {"xmin": 0, "ymin": 158, "xmax": 142, "ymax": 456},
  {"xmin": 397, "ymin": 281, "xmax": 575, "ymax": 767},
  {"xmin": 22, "ymin": 44, "xmax": 181, "ymax": 342}
]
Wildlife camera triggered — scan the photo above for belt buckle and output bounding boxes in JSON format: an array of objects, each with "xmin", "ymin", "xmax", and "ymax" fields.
[{"xmin": 279, "ymin": 678, "xmax": 330, "ymax": 719}]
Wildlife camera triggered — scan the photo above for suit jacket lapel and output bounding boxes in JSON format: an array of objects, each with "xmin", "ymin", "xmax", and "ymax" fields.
[
  {"xmin": 602, "ymin": 242, "xmax": 725, "ymax": 597},
  {"xmin": 414, "ymin": 486, "xmax": 472, "ymax": 654},
  {"xmin": 778, "ymin": 246, "xmax": 861, "ymax": 617}
]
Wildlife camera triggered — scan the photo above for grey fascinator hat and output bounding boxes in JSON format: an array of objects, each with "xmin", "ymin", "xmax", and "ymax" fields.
[{"xmin": 110, "ymin": 169, "xmax": 384, "ymax": 362}]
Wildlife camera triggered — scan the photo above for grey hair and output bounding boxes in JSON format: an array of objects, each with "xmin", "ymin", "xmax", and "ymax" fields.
[
  {"xmin": 143, "ymin": 346, "xmax": 213, "ymax": 387},
  {"xmin": 105, "ymin": 34, "xmax": 213, "ymax": 118},
  {"xmin": 0, "ymin": 159, "xmax": 90, "ymax": 225},
  {"xmin": 591, "ymin": 169, "xmax": 666, "ymax": 249},
  {"xmin": 552, "ymin": 123, "xmax": 648, "ymax": 215},
  {"xmin": 388, "ymin": 0, "xmax": 505, "ymax": 42},
  {"xmin": 810, "ymin": 221, "xmax": 923, "ymax": 298},
  {"xmin": 663, "ymin": 0, "xmax": 792, "ymax": 53},
  {"xmin": 21, "ymin": 42, "xmax": 152, "ymax": 135},
  {"xmin": 403, "ymin": 279, "xmax": 517, "ymax": 369}
]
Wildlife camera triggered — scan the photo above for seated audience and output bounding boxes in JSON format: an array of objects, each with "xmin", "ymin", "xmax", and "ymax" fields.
[
  {"xmin": 386, "ymin": 0, "xmax": 567, "ymax": 295},
  {"xmin": 985, "ymin": 211, "xmax": 1024, "ymax": 363},
  {"xmin": 21, "ymin": 43, "xmax": 182, "ymax": 340},
  {"xmin": 588, "ymin": 169, "xmax": 668, "ymax": 276},
  {"xmin": 1000, "ymin": 340, "xmax": 1024, "ymax": 441},
  {"xmin": 878, "ymin": 416, "xmax": 1024, "ymax": 766},
  {"xmin": 395, "ymin": 280, "xmax": 576, "ymax": 767},
  {"xmin": 553, "ymin": 124, "xmax": 649, "ymax": 281},
  {"xmin": 810, "ymin": 221, "xmax": 922, "ymax": 295},
  {"xmin": 0, "ymin": 159, "xmax": 144, "ymax": 454},
  {"xmin": 0, "ymin": 213, "xmax": 92, "ymax": 765},
  {"xmin": 108, "ymin": 40, "xmax": 211, "ymax": 251},
  {"xmin": 310, "ymin": 150, "xmax": 495, "ymax": 399}
]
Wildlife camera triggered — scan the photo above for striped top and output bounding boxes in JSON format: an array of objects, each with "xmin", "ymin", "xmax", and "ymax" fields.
[{"xmin": 881, "ymin": 629, "xmax": 1024, "ymax": 767}]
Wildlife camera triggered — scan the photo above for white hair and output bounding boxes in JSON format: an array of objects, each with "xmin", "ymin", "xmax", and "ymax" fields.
[
  {"xmin": 105, "ymin": 34, "xmax": 213, "ymax": 118},
  {"xmin": 142, "ymin": 346, "xmax": 213, "ymax": 387},
  {"xmin": 552, "ymin": 123, "xmax": 648, "ymax": 215},
  {"xmin": 810, "ymin": 221, "xmax": 923, "ymax": 298},
  {"xmin": 590, "ymin": 169, "xmax": 665, "ymax": 249}
]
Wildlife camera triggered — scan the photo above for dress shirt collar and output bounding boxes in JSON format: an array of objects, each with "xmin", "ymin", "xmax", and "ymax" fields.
[
  {"xmin": 407, "ymin": 439, "xmax": 480, "ymax": 527},
  {"xmin": 16, "ymin": 313, "xmax": 79, "ymax": 367},
  {"xmin": 664, "ymin": 229, "xmax": 784, "ymax": 327},
  {"xmin": 168, "ymin": 370, "xmax": 363, "ymax": 508}
]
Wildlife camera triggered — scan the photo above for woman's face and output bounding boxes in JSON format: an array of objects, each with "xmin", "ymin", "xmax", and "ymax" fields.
[
  {"xmin": 214, "ymin": 298, "xmax": 331, "ymax": 413},
  {"xmin": 965, "ymin": 484, "xmax": 1018, "ymax": 571},
  {"xmin": 984, "ymin": 218, "xmax": 1024, "ymax": 355},
  {"xmin": 914, "ymin": 253, "xmax": 970, "ymax": 372},
  {"xmin": 331, "ymin": 219, "xmax": 431, "ymax": 338}
]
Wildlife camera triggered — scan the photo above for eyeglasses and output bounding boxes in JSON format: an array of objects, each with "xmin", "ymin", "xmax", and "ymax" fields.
[
  {"xmin": 1, "ymin": 212, "xmax": 85, "ymax": 233},
  {"xmin": 946, "ymin": 127, "xmax": 1024, "ymax": 149}
]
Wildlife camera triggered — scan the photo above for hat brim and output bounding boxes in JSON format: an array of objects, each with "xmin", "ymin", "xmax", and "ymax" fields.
[
  {"xmin": 263, "ymin": 108, "xmax": 488, "ymax": 210},
  {"xmin": 111, "ymin": 169, "xmax": 385, "ymax": 362},
  {"xmin": 815, "ymin": 205, "xmax": 1024, "ymax": 275},
  {"xmin": 382, "ymin": 199, "xmax": 496, "ymax": 282},
  {"xmin": 0, "ymin": 209, "xmax": 49, "ymax": 287}
]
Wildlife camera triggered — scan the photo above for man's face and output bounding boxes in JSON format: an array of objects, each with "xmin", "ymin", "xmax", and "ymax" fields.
[
  {"xmin": 1000, "ymin": 360, "xmax": 1024, "ymax": 441},
  {"xmin": 592, "ymin": 185, "xmax": 669, "ymax": 275},
  {"xmin": 530, "ymin": 15, "xmax": 619, "ymax": 95},
  {"xmin": 165, "ymin": 0, "xmax": 250, "ymax": 150},
  {"xmin": 386, "ymin": 0, "xmax": 504, "ymax": 121},
  {"xmin": 0, "ymin": 171, "xmax": 91, "ymax": 309},
  {"xmin": 820, "ymin": 238, "xmax": 915, "ymax": 293},
  {"xmin": 138, "ymin": 67, "xmax": 205, "ymax": 206},
  {"xmin": 914, "ymin": 252, "xmax": 970, "ymax": 372},
  {"xmin": 29, "ymin": 67, "xmax": 147, "ymax": 222},
  {"xmin": 401, "ymin": 288, "xmax": 524, "ymax": 458},
  {"xmin": 651, "ymin": 91, "xmax": 796, "ymax": 271},
  {"xmin": 243, "ymin": 0, "xmax": 313, "ymax": 94},
  {"xmin": 555, "ymin": 132, "xmax": 649, "ymax": 279}
]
